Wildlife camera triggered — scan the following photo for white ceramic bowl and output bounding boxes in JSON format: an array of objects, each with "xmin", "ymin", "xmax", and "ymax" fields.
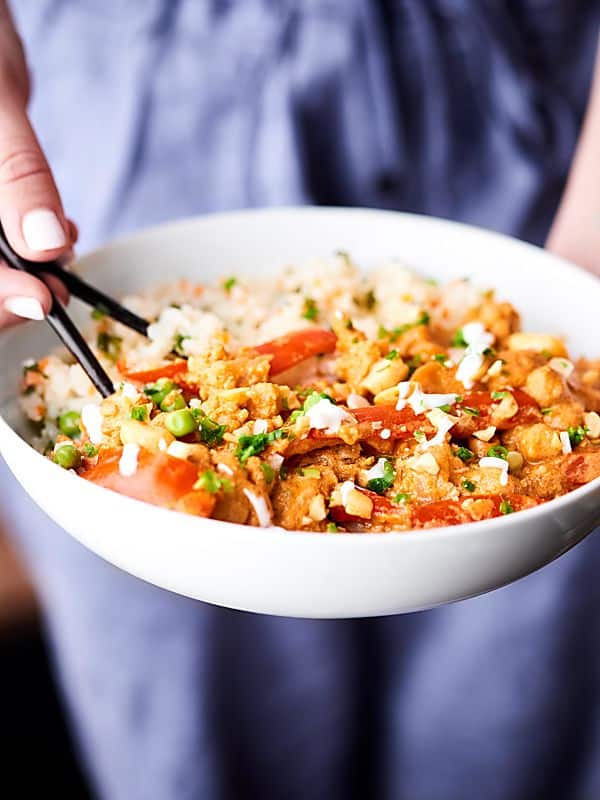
[{"xmin": 1, "ymin": 208, "xmax": 599, "ymax": 618}]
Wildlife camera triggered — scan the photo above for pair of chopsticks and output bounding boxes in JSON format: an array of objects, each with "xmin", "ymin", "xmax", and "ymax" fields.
[{"xmin": 0, "ymin": 223, "xmax": 150, "ymax": 398}]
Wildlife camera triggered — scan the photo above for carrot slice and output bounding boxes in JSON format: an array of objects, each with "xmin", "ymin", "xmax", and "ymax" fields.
[
  {"xmin": 119, "ymin": 360, "xmax": 188, "ymax": 384},
  {"xmin": 255, "ymin": 328, "xmax": 337, "ymax": 376}
]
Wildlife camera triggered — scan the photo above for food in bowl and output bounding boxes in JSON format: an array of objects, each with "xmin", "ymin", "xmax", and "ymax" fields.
[{"xmin": 19, "ymin": 253, "xmax": 600, "ymax": 532}]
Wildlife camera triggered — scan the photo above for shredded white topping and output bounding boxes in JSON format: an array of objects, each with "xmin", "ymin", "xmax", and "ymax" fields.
[
  {"xmin": 455, "ymin": 322, "xmax": 495, "ymax": 389},
  {"xmin": 347, "ymin": 393, "xmax": 370, "ymax": 409},
  {"xmin": 266, "ymin": 453, "xmax": 284, "ymax": 471},
  {"xmin": 549, "ymin": 358, "xmax": 574, "ymax": 379},
  {"xmin": 395, "ymin": 382, "xmax": 458, "ymax": 414},
  {"xmin": 243, "ymin": 488, "xmax": 272, "ymax": 527},
  {"xmin": 380, "ymin": 428, "xmax": 391, "ymax": 440},
  {"xmin": 119, "ymin": 443, "xmax": 140, "ymax": 477},
  {"xmin": 364, "ymin": 458, "xmax": 387, "ymax": 482},
  {"xmin": 217, "ymin": 463, "xmax": 234, "ymax": 476},
  {"xmin": 81, "ymin": 404, "xmax": 104, "ymax": 445},
  {"xmin": 167, "ymin": 441, "xmax": 192, "ymax": 460},
  {"xmin": 559, "ymin": 431, "xmax": 572, "ymax": 455},
  {"xmin": 339, "ymin": 480, "xmax": 357, "ymax": 506},
  {"xmin": 122, "ymin": 382, "xmax": 140, "ymax": 401},
  {"xmin": 158, "ymin": 438, "xmax": 168, "ymax": 452},
  {"xmin": 304, "ymin": 398, "xmax": 354, "ymax": 434},
  {"xmin": 479, "ymin": 456, "xmax": 509, "ymax": 486},
  {"xmin": 423, "ymin": 408, "xmax": 457, "ymax": 449}
]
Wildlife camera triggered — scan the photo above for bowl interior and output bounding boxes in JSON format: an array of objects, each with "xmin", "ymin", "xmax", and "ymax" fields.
[{"xmin": 2, "ymin": 207, "xmax": 598, "ymax": 435}]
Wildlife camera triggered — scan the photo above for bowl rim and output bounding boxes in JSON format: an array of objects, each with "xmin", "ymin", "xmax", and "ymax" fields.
[{"xmin": 2, "ymin": 206, "xmax": 600, "ymax": 545}]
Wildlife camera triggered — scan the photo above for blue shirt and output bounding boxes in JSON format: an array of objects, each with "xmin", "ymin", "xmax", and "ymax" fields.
[{"xmin": 3, "ymin": 2, "xmax": 600, "ymax": 798}]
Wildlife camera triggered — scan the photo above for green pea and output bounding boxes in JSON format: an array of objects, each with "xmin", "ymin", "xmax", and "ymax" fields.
[
  {"xmin": 160, "ymin": 391, "xmax": 186, "ymax": 412},
  {"xmin": 54, "ymin": 444, "xmax": 81, "ymax": 470},
  {"xmin": 164, "ymin": 408, "xmax": 196, "ymax": 438},
  {"xmin": 57, "ymin": 411, "xmax": 81, "ymax": 437}
]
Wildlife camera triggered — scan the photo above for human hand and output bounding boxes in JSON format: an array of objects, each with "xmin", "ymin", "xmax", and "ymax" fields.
[{"xmin": 0, "ymin": 2, "xmax": 75, "ymax": 329}]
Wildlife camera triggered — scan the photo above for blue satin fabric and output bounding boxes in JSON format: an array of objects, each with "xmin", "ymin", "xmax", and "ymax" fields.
[{"xmin": 3, "ymin": 2, "xmax": 600, "ymax": 798}]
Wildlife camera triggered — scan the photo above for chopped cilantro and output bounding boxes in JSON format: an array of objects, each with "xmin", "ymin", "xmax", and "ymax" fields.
[
  {"xmin": 130, "ymin": 405, "xmax": 148, "ymax": 422},
  {"xmin": 500, "ymin": 499, "xmax": 514, "ymax": 515},
  {"xmin": 462, "ymin": 479, "xmax": 476, "ymax": 492},
  {"xmin": 302, "ymin": 297, "xmax": 319, "ymax": 321},
  {"xmin": 486, "ymin": 445, "xmax": 508, "ymax": 460},
  {"xmin": 568, "ymin": 425, "xmax": 588, "ymax": 448},
  {"xmin": 456, "ymin": 446, "xmax": 475, "ymax": 462},
  {"xmin": 366, "ymin": 460, "xmax": 395, "ymax": 495}
]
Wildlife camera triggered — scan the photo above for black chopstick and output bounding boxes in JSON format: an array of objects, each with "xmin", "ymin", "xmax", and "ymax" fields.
[
  {"xmin": 0, "ymin": 223, "xmax": 149, "ymax": 336},
  {"xmin": 46, "ymin": 293, "xmax": 115, "ymax": 398},
  {"xmin": 0, "ymin": 223, "xmax": 115, "ymax": 398}
]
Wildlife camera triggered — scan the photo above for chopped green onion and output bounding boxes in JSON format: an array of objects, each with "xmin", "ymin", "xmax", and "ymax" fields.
[
  {"xmin": 196, "ymin": 470, "xmax": 232, "ymax": 494},
  {"xmin": 392, "ymin": 492, "xmax": 411, "ymax": 504},
  {"xmin": 500, "ymin": 499, "xmax": 514, "ymax": 515},
  {"xmin": 463, "ymin": 406, "xmax": 480, "ymax": 417},
  {"xmin": 302, "ymin": 297, "xmax": 319, "ymax": 321},
  {"xmin": 223, "ymin": 277, "xmax": 237, "ymax": 292},
  {"xmin": 461, "ymin": 479, "xmax": 476, "ymax": 492},
  {"xmin": 96, "ymin": 332, "xmax": 122, "ymax": 362},
  {"xmin": 451, "ymin": 328, "xmax": 468, "ymax": 348},
  {"xmin": 456, "ymin": 446, "xmax": 475, "ymax": 462},
  {"xmin": 191, "ymin": 410, "xmax": 226, "ymax": 445},
  {"xmin": 568, "ymin": 425, "xmax": 588, "ymax": 447},
  {"xmin": 433, "ymin": 354, "xmax": 448, "ymax": 364},
  {"xmin": 300, "ymin": 467, "xmax": 320, "ymax": 479},
  {"xmin": 366, "ymin": 460, "xmax": 396, "ymax": 495},
  {"xmin": 144, "ymin": 378, "xmax": 175, "ymax": 406},
  {"xmin": 172, "ymin": 333, "xmax": 190, "ymax": 357},
  {"xmin": 486, "ymin": 445, "xmax": 508, "ymax": 460},
  {"xmin": 82, "ymin": 443, "xmax": 98, "ymax": 458},
  {"xmin": 492, "ymin": 391, "xmax": 508, "ymax": 400},
  {"xmin": 261, "ymin": 463, "xmax": 276, "ymax": 483},
  {"xmin": 541, "ymin": 407, "xmax": 553, "ymax": 415},
  {"xmin": 326, "ymin": 522, "xmax": 339, "ymax": 533},
  {"xmin": 385, "ymin": 349, "xmax": 400, "ymax": 361},
  {"xmin": 130, "ymin": 405, "xmax": 148, "ymax": 422},
  {"xmin": 235, "ymin": 429, "xmax": 286, "ymax": 463}
]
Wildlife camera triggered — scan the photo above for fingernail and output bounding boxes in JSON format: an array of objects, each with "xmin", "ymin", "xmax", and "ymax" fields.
[
  {"xmin": 22, "ymin": 209, "xmax": 67, "ymax": 251},
  {"xmin": 3, "ymin": 296, "xmax": 45, "ymax": 320}
]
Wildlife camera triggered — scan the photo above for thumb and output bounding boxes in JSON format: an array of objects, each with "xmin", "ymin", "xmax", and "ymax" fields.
[{"xmin": 0, "ymin": 88, "xmax": 73, "ymax": 261}]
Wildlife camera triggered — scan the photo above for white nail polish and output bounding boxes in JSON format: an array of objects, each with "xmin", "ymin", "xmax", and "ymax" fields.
[
  {"xmin": 22, "ymin": 209, "xmax": 67, "ymax": 251},
  {"xmin": 3, "ymin": 296, "xmax": 45, "ymax": 320}
]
